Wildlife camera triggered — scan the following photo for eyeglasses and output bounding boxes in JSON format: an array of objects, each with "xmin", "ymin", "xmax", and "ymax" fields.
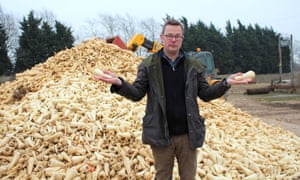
[{"xmin": 163, "ymin": 34, "xmax": 184, "ymax": 40}]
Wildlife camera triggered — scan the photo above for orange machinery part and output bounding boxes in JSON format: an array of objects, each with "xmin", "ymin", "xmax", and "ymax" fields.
[{"xmin": 106, "ymin": 36, "xmax": 128, "ymax": 50}]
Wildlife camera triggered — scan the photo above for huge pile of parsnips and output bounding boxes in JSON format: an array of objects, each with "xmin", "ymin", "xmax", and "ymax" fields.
[{"xmin": 0, "ymin": 37, "xmax": 299, "ymax": 180}]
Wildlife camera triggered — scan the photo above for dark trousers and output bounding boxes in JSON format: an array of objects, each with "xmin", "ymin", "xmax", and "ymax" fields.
[{"xmin": 151, "ymin": 134, "xmax": 197, "ymax": 180}]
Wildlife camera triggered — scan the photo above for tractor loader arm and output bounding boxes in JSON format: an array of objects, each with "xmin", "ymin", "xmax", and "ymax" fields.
[{"xmin": 127, "ymin": 34, "xmax": 163, "ymax": 53}]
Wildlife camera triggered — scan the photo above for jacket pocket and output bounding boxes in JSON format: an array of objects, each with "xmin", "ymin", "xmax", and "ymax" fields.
[
  {"xmin": 197, "ymin": 116, "xmax": 206, "ymax": 141},
  {"xmin": 142, "ymin": 114, "xmax": 153, "ymax": 128},
  {"xmin": 190, "ymin": 115, "xmax": 206, "ymax": 148}
]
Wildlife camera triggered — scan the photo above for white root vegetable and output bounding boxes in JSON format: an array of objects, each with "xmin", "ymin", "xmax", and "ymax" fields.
[
  {"xmin": 104, "ymin": 162, "xmax": 110, "ymax": 176},
  {"xmin": 7, "ymin": 151, "xmax": 21, "ymax": 169},
  {"xmin": 93, "ymin": 68, "xmax": 112, "ymax": 78},
  {"xmin": 0, "ymin": 137, "xmax": 10, "ymax": 147},
  {"xmin": 65, "ymin": 167, "xmax": 79, "ymax": 180},
  {"xmin": 0, "ymin": 37, "xmax": 299, "ymax": 180},
  {"xmin": 49, "ymin": 158, "xmax": 65, "ymax": 167},
  {"xmin": 234, "ymin": 70, "xmax": 256, "ymax": 80},
  {"xmin": 44, "ymin": 167, "xmax": 62, "ymax": 176},
  {"xmin": 71, "ymin": 156, "xmax": 86, "ymax": 165},
  {"xmin": 27, "ymin": 157, "xmax": 35, "ymax": 174}
]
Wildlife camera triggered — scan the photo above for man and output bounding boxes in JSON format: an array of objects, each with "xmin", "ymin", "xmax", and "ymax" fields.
[{"xmin": 94, "ymin": 19, "xmax": 250, "ymax": 180}]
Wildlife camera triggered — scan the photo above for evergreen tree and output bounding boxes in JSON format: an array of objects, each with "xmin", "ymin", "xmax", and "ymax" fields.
[
  {"xmin": 230, "ymin": 20, "xmax": 251, "ymax": 72},
  {"xmin": 181, "ymin": 19, "xmax": 232, "ymax": 74},
  {"xmin": 40, "ymin": 21, "xmax": 56, "ymax": 59},
  {"xmin": 54, "ymin": 21, "xmax": 74, "ymax": 51},
  {"xmin": 225, "ymin": 20, "xmax": 233, "ymax": 38},
  {"xmin": 15, "ymin": 11, "xmax": 43, "ymax": 73},
  {"xmin": 15, "ymin": 11, "xmax": 75, "ymax": 73},
  {"xmin": 0, "ymin": 23, "xmax": 13, "ymax": 75},
  {"xmin": 254, "ymin": 25, "xmax": 278, "ymax": 74},
  {"xmin": 206, "ymin": 23, "xmax": 232, "ymax": 74},
  {"xmin": 164, "ymin": 16, "xmax": 289, "ymax": 75},
  {"xmin": 281, "ymin": 45, "xmax": 291, "ymax": 73},
  {"xmin": 226, "ymin": 20, "xmax": 281, "ymax": 74}
]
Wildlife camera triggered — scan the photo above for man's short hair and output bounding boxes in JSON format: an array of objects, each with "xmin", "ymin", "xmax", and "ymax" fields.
[{"xmin": 162, "ymin": 19, "xmax": 184, "ymax": 34}]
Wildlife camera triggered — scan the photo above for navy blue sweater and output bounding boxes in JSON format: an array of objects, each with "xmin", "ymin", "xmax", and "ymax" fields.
[{"xmin": 161, "ymin": 57, "xmax": 188, "ymax": 136}]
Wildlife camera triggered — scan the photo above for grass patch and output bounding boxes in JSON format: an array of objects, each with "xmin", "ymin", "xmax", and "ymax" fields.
[
  {"xmin": 223, "ymin": 73, "xmax": 300, "ymax": 103},
  {"xmin": 219, "ymin": 73, "xmax": 297, "ymax": 83},
  {"xmin": 258, "ymin": 92, "xmax": 300, "ymax": 102},
  {"xmin": 0, "ymin": 75, "xmax": 15, "ymax": 84},
  {"xmin": 246, "ymin": 88, "xmax": 300, "ymax": 103}
]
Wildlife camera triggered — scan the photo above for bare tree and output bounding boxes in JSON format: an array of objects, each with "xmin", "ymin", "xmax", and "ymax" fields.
[
  {"xmin": 81, "ymin": 15, "xmax": 117, "ymax": 41},
  {"xmin": 83, "ymin": 18, "xmax": 104, "ymax": 38},
  {"xmin": 84, "ymin": 13, "xmax": 161, "ymax": 40},
  {"xmin": 98, "ymin": 14, "xmax": 119, "ymax": 37},
  {"xmin": 83, "ymin": 13, "xmax": 137, "ymax": 41},
  {"xmin": 140, "ymin": 17, "xmax": 161, "ymax": 41},
  {"xmin": 81, "ymin": 14, "xmax": 117, "ymax": 42},
  {"xmin": 0, "ymin": 4, "xmax": 19, "ymax": 63},
  {"xmin": 84, "ymin": 13, "xmax": 161, "ymax": 57},
  {"xmin": 37, "ymin": 9, "xmax": 57, "ymax": 27},
  {"xmin": 117, "ymin": 14, "xmax": 137, "ymax": 42}
]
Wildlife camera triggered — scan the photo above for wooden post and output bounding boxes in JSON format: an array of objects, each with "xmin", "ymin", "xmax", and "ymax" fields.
[
  {"xmin": 290, "ymin": 34, "xmax": 294, "ymax": 87},
  {"xmin": 278, "ymin": 34, "xmax": 282, "ymax": 82}
]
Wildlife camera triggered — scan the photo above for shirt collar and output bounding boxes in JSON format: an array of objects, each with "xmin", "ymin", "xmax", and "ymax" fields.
[{"xmin": 161, "ymin": 49, "xmax": 185, "ymax": 69}]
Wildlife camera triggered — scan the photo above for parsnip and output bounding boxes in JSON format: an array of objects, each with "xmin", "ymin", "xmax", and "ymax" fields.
[
  {"xmin": 234, "ymin": 70, "xmax": 256, "ymax": 81},
  {"xmin": 93, "ymin": 68, "xmax": 112, "ymax": 78},
  {"xmin": 0, "ymin": 37, "xmax": 299, "ymax": 180}
]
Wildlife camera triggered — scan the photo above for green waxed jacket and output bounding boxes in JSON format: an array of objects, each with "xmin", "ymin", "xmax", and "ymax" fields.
[{"xmin": 111, "ymin": 50, "xmax": 230, "ymax": 149}]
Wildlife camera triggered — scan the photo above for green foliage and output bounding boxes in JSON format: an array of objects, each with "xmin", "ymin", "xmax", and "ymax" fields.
[
  {"xmin": 181, "ymin": 19, "xmax": 232, "ymax": 74},
  {"xmin": 15, "ymin": 11, "xmax": 75, "ymax": 73},
  {"xmin": 228, "ymin": 20, "xmax": 280, "ymax": 74},
  {"xmin": 0, "ymin": 23, "xmax": 13, "ymax": 75},
  {"xmin": 177, "ymin": 16, "xmax": 290, "ymax": 75},
  {"xmin": 54, "ymin": 21, "xmax": 74, "ymax": 50}
]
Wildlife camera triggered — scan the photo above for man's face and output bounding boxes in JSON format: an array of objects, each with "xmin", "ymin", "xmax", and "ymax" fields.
[{"xmin": 160, "ymin": 25, "xmax": 184, "ymax": 55}]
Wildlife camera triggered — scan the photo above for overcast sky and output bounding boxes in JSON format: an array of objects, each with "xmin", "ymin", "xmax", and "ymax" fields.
[{"xmin": 1, "ymin": 0, "xmax": 299, "ymax": 42}]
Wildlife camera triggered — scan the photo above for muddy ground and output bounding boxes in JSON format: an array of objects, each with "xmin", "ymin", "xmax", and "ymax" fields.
[{"xmin": 226, "ymin": 83, "xmax": 300, "ymax": 136}]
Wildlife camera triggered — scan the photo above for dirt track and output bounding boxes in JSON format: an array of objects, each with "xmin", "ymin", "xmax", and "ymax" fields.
[{"xmin": 226, "ymin": 84, "xmax": 300, "ymax": 136}]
